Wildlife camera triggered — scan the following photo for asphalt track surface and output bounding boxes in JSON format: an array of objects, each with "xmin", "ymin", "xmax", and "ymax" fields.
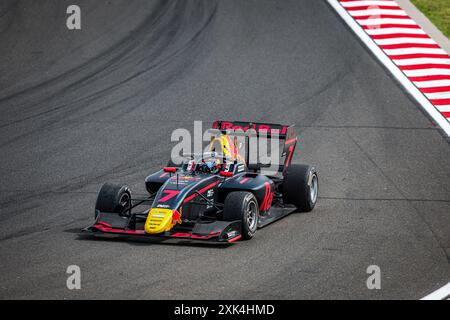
[{"xmin": 0, "ymin": 0, "xmax": 449, "ymax": 300}]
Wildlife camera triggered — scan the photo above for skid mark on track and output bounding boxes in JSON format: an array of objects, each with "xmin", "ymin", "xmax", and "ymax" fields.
[{"xmin": 0, "ymin": 0, "xmax": 218, "ymax": 149}]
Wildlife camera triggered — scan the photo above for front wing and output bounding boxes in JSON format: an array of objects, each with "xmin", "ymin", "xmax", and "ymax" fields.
[{"xmin": 82, "ymin": 212, "xmax": 242, "ymax": 244}]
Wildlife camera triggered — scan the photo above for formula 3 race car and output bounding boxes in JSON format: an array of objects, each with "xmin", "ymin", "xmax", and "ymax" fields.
[{"xmin": 83, "ymin": 121, "xmax": 318, "ymax": 243}]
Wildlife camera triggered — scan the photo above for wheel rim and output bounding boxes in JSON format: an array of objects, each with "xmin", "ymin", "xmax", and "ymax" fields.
[
  {"xmin": 246, "ymin": 200, "xmax": 258, "ymax": 231},
  {"xmin": 119, "ymin": 193, "xmax": 130, "ymax": 210},
  {"xmin": 310, "ymin": 174, "xmax": 318, "ymax": 204}
]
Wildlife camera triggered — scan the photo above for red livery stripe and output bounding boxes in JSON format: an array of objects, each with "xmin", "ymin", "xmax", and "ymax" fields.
[
  {"xmin": 94, "ymin": 224, "xmax": 145, "ymax": 235},
  {"xmin": 171, "ymin": 232, "xmax": 191, "ymax": 238},
  {"xmin": 191, "ymin": 232, "xmax": 221, "ymax": 240},
  {"xmin": 96, "ymin": 221, "xmax": 112, "ymax": 228},
  {"xmin": 284, "ymin": 138, "xmax": 297, "ymax": 145},
  {"xmin": 183, "ymin": 180, "xmax": 220, "ymax": 203},
  {"xmin": 240, "ymin": 177, "xmax": 250, "ymax": 184},
  {"xmin": 171, "ymin": 232, "xmax": 221, "ymax": 240},
  {"xmin": 227, "ymin": 235, "xmax": 242, "ymax": 243}
]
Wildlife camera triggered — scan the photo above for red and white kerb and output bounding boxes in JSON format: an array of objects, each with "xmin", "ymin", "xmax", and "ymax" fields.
[{"xmin": 337, "ymin": 0, "xmax": 450, "ymax": 124}]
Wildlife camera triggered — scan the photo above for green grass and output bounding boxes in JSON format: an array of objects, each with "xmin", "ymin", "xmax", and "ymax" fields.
[{"xmin": 411, "ymin": 0, "xmax": 450, "ymax": 39}]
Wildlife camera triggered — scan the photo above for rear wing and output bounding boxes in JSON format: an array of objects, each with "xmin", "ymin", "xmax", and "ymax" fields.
[
  {"xmin": 212, "ymin": 120, "xmax": 293, "ymax": 139},
  {"xmin": 211, "ymin": 121, "xmax": 297, "ymax": 175}
]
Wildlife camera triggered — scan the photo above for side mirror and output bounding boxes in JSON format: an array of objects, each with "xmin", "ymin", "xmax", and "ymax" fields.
[{"xmin": 163, "ymin": 167, "xmax": 177, "ymax": 173}]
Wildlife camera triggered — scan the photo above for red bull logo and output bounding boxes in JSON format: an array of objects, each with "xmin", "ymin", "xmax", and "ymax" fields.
[
  {"xmin": 145, "ymin": 208, "xmax": 182, "ymax": 234},
  {"xmin": 212, "ymin": 121, "xmax": 289, "ymax": 136},
  {"xmin": 171, "ymin": 210, "xmax": 182, "ymax": 226}
]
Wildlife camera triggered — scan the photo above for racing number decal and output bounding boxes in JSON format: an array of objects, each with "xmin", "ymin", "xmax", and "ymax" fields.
[
  {"xmin": 159, "ymin": 190, "xmax": 180, "ymax": 202},
  {"xmin": 284, "ymin": 145, "xmax": 294, "ymax": 171},
  {"xmin": 260, "ymin": 182, "xmax": 273, "ymax": 212}
]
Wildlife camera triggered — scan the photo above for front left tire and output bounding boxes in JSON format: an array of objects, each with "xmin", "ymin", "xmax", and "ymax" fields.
[
  {"xmin": 95, "ymin": 183, "xmax": 131, "ymax": 218},
  {"xmin": 223, "ymin": 191, "xmax": 259, "ymax": 240}
]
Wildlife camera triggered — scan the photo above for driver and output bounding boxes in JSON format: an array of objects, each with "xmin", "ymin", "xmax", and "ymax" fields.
[{"xmin": 198, "ymin": 158, "xmax": 222, "ymax": 174}]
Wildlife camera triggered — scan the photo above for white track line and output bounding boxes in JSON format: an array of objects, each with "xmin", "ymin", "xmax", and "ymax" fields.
[
  {"xmin": 327, "ymin": 0, "xmax": 450, "ymax": 136},
  {"xmin": 421, "ymin": 282, "xmax": 450, "ymax": 300}
]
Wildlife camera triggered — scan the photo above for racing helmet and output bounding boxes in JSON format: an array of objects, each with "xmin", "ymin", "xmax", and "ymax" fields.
[
  {"xmin": 209, "ymin": 134, "xmax": 238, "ymax": 159},
  {"xmin": 198, "ymin": 158, "xmax": 221, "ymax": 174}
]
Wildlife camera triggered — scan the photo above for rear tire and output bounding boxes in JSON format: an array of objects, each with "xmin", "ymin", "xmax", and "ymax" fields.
[
  {"xmin": 223, "ymin": 191, "xmax": 259, "ymax": 240},
  {"xmin": 95, "ymin": 183, "xmax": 131, "ymax": 218},
  {"xmin": 283, "ymin": 164, "xmax": 318, "ymax": 212}
]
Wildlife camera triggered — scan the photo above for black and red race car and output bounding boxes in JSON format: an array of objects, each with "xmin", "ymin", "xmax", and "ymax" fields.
[{"xmin": 83, "ymin": 121, "xmax": 318, "ymax": 243}]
